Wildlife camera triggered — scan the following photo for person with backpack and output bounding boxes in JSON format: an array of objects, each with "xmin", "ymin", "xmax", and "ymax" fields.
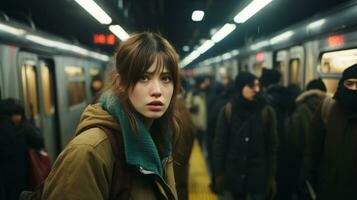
[
  {"xmin": 29, "ymin": 32, "xmax": 181, "ymax": 200},
  {"xmin": 213, "ymin": 72, "xmax": 278, "ymax": 200},
  {"xmin": 301, "ymin": 63, "xmax": 357, "ymax": 200}
]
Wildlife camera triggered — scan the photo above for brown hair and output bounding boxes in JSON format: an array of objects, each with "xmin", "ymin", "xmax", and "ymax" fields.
[{"xmin": 106, "ymin": 32, "xmax": 180, "ymax": 153}]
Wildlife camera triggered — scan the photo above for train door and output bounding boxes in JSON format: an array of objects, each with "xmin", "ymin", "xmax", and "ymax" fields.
[
  {"xmin": 275, "ymin": 50, "xmax": 289, "ymax": 85},
  {"xmin": 0, "ymin": 58, "xmax": 3, "ymax": 98},
  {"xmin": 18, "ymin": 52, "xmax": 60, "ymax": 159},
  {"xmin": 319, "ymin": 48, "xmax": 357, "ymax": 95},
  {"xmin": 38, "ymin": 59, "xmax": 61, "ymax": 157},
  {"xmin": 288, "ymin": 46, "xmax": 304, "ymax": 89}
]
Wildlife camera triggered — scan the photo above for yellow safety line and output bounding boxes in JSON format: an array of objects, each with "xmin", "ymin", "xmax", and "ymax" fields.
[{"xmin": 188, "ymin": 140, "xmax": 218, "ymax": 200}]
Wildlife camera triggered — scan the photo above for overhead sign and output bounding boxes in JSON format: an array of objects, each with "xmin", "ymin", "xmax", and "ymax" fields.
[{"xmin": 93, "ymin": 34, "xmax": 116, "ymax": 45}]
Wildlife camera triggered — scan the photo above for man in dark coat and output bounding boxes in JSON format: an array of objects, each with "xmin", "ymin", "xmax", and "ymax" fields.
[
  {"xmin": 302, "ymin": 63, "xmax": 357, "ymax": 200},
  {"xmin": 0, "ymin": 98, "xmax": 44, "ymax": 200},
  {"xmin": 279, "ymin": 79, "xmax": 327, "ymax": 200},
  {"xmin": 213, "ymin": 72, "xmax": 278, "ymax": 200}
]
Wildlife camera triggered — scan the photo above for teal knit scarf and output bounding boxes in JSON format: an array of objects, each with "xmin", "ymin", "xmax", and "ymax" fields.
[{"xmin": 100, "ymin": 92, "xmax": 172, "ymax": 178}]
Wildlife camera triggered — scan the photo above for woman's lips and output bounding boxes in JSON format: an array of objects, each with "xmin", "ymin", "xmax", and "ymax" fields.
[{"xmin": 147, "ymin": 101, "xmax": 163, "ymax": 111}]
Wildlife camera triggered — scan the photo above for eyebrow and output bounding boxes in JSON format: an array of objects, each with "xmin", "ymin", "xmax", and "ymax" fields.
[{"xmin": 145, "ymin": 69, "xmax": 170, "ymax": 75}]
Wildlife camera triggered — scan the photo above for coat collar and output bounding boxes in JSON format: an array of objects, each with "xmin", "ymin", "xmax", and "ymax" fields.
[{"xmin": 100, "ymin": 91, "xmax": 172, "ymax": 178}]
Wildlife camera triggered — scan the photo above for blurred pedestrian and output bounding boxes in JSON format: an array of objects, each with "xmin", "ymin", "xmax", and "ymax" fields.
[
  {"xmin": 301, "ymin": 63, "xmax": 357, "ymax": 200},
  {"xmin": 213, "ymin": 72, "xmax": 278, "ymax": 200},
  {"xmin": 0, "ymin": 98, "xmax": 44, "ymax": 200}
]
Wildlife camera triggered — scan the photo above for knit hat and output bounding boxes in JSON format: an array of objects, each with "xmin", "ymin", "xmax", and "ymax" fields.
[
  {"xmin": 259, "ymin": 68, "xmax": 281, "ymax": 88},
  {"xmin": 339, "ymin": 63, "xmax": 357, "ymax": 85},
  {"xmin": 235, "ymin": 72, "xmax": 257, "ymax": 93},
  {"xmin": 0, "ymin": 98, "xmax": 25, "ymax": 116},
  {"xmin": 306, "ymin": 78, "xmax": 327, "ymax": 92}
]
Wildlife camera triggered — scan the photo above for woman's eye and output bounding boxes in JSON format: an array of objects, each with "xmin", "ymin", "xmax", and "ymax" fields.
[
  {"xmin": 139, "ymin": 75, "xmax": 149, "ymax": 81},
  {"xmin": 161, "ymin": 75, "xmax": 172, "ymax": 82}
]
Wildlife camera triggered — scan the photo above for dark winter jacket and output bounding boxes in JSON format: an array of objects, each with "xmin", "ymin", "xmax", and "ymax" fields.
[
  {"xmin": 213, "ymin": 95, "xmax": 278, "ymax": 194},
  {"xmin": 0, "ymin": 116, "xmax": 28, "ymax": 200},
  {"xmin": 302, "ymin": 98, "xmax": 357, "ymax": 200}
]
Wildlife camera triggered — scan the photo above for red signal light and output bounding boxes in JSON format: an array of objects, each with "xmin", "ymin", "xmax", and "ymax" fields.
[
  {"xmin": 94, "ymin": 34, "xmax": 106, "ymax": 44},
  {"xmin": 256, "ymin": 53, "xmax": 265, "ymax": 62},
  {"xmin": 106, "ymin": 34, "xmax": 115, "ymax": 45},
  {"xmin": 328, "ymin": 35, "xmax": 344, "ymax": 48}
]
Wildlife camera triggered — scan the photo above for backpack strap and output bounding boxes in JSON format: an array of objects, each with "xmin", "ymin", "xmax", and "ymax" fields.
[
  {"xmin": 95, "ymin": 126, "xmax": 131, "ymax": 200},
  {"xmin": 321, "ymin": 97, "xmax": 334, "ymax": 125}
]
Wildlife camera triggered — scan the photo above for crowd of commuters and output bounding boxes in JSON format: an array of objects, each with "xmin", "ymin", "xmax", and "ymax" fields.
[{"xmin": 1, "ymin": 31, "xmax": 356, "ymax": 200}]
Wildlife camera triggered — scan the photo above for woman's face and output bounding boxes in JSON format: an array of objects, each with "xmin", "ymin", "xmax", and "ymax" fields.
[
  {"xmin": 242, "ymin": 79, "xmax": 260, "ymax": 101},
  {"xmin": 129, "ymin": 63, "xmax": 174, "ymax": 119}
]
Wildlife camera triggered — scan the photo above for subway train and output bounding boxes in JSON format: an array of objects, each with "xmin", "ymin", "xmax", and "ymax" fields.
[
  {"xmin": 0, "ymin": 18, "xmax": 111, "ymax": 159},
  {"xmin": 192, "ymin": 1, "xmax": 357, "ymax": 95}
]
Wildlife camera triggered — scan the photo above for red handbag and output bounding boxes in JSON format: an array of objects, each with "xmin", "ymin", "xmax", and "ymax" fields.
[{"xmin": 28, "ymin": 149, "xmax": 51, "ymax": 189}]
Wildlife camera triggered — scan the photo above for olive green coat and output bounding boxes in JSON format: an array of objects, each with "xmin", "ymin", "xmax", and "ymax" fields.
[{"xmin": 42, "ymin": 103, "xmax": 177, "ymax": 200}]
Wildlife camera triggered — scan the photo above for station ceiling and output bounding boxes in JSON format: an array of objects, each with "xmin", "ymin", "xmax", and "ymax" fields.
[{"xmin": 0, "ymin": 0, "xmax": 352, "ymax": 65}]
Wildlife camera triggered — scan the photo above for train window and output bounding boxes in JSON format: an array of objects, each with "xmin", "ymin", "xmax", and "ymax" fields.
[
  {"xmin": 289, "ymin": 59, "xmax": 301, "ymax": 85},
  {"xmin": 67, "ymin": 82, "xmax": 86, "ymax": 106},
  {"xmin": 319, "ymin": 49, "xmax": 357, "ymax": 73},
  {"xmin": 321, "ymin": 78, "xmax": 339, "ymax": 96},
  {"xmin": 90, "ymin": 68, "xmax": 100, "ymax": 76},
  {"xmin": 253, "ymin": 63, "xmax": 264, "ymax": 77},
  {"xmin": 21, "ymin": 63, "xmax": 39, "ymax": 118},
  {"xmin": 65, "ymin": 66, "xmax": 84, "ymax": 77},
  {"xmin": 40, "ymin": 61, "xmax": 54, "ymax": 117}
]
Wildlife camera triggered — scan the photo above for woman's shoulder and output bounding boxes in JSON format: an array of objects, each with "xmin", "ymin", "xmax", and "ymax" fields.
[
  {"xmin": 63, "ymin": 128, "xmax": 116, "ymax": 163},
  {"xmin": 70, "ymin": 127, "xmax": 110, "ymax": 148}
]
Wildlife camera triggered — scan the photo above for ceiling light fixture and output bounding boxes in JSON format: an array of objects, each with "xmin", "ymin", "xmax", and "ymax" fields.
[
  {"xmin": 270, "ymin": 31, "xmax": 294, "ymax": 44},
  {"xmin": 109, "ymin": 25, "xmax": 129, "ymax": 41},
  {"xmin": 0, "ymin": 23, "xmax": 26, "ymax": 36},
  {"xmin": 307, "ymin": 19, "xmax": 326, "ymax": 30},
  {"xmin": 211, "ymin": 23, "xmax": 236, "ymax": 43},
  {"xmin": 183, "ymin": 45, "xmax": 190, "ymax": 52},
  {"xmin": 74, "ymin": 0, "xmax": 112, "ymax": 24},
  {"xmin": 234, "ymin": 0, "xmax": 272, "ymax": 23},
  {"xmin": 192, "ymin": 10, "xmax": 205, "ymax": 21},
  {"xmin": 197, "ymin": 40, "xmax": 215, "ymax": 54}
]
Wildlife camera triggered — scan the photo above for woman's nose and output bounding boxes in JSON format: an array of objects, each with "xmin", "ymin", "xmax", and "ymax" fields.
[{"xmin": 150, "ymin": 80, "xmax": 162, "ymax": 97}]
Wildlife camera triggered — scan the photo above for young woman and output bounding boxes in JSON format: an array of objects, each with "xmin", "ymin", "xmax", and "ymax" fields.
[{"xmin": 41, "ymin": 32, "xmax": 181, "ymax": 200}]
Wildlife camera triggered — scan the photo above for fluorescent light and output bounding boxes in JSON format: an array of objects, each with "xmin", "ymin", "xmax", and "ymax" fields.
[
  {"xmin": 182, "ymin": 45, "xmax": 190, "ymax": 52},
  {"xmin": 230, "ymin": 49, "xmax": 240, "ymax": 56},
  {"xmin": 181, "ymin": 50, "xmax": 200, "ymax": 67},
  {"xmin": 270, "ymin": 31, "xmax": 294, "ymax": 44},
  {"xmin": 222, "ymin": 52, "xmax": 232, "ymax": 60},
  {"xmin": 211, "ymin": 23, "xmax": 236, "ymax": 43},
  {"xmin": 192, "ymin": 10, "xmax": 205, "ymax": 21},
  {"xmin": 234, "ymin": 0, "xmax": 272, "ymax": 23},
  {"xmin": 25, "ymin": 34, "xmax": 60, "ymax": 47},
  {"xmin": 307, "ymin": 19, "xmax": 326, "ymax": 30},
  {"xmin": 90, "ymin": 51, "xmax": 110, "ymax": 61},
  {"xmin": 109, "ymin": 25, "xmax": 129, "ymax": 41},
  {"xmin": 250, "ymin": 40, "xmax": 270, "ymax": 50},
  {"xmin": 0, "ymin": 23, "xmax": 26, "ymax": 36},
  {"xmin": 197, "ymin": 40, "xmax": 215, "ymax": 54},
  {"xmin": 74, "ymin": 0, "xmax": 112, "ymax": 24}
]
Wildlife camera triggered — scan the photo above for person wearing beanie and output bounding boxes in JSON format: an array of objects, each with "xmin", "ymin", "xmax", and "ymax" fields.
[
  {"xmin": 259, "ymin": 68, "xmax": 282, "ymax": 89},
  {"xmin": 301, "ymin": 63, "xmax": 357, "ymax": 200},
  {"xmin": 213, "ymin": 72, "xmax": 278, "ymax": 200},
  {"xmin": 276, "ymin": 79, "xmax": 327, "ymax": 200},
  {"xmin": 306, "ymin": 78, "xmax": 327, "ymax": 92},
  {"xmin": 0, "ymin": 98, "xmax": 44, "ymax": 200}
]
